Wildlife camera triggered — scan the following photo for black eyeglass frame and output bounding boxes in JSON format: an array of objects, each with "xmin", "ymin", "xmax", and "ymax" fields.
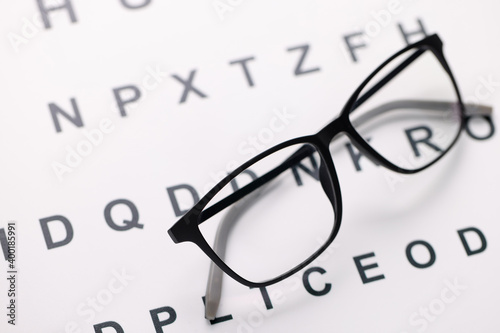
[{"xmin": 168, "ymin": 34, "xmax": 468, "ymax": 288}]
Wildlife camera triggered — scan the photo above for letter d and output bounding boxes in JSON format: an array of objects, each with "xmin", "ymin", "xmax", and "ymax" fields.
[
  {"xmin": 166, "ymin": 184, "xmax": 200, "ymax": 217},
  {"xmin": 94, "ymin": 321, "xmax": 124, "ymax": 333},
  {"xmin": 458, "ymin": 227, "xmax": 487, "ymax": 256},
  {"xmin": 39, "ymin": 215, "xmax": 74, "ymax": 250}
]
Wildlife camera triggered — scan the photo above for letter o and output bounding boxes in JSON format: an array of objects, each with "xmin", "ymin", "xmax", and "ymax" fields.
[
  {"xmin": 247, "ymin": 310, "xmax": 264, "ymax": 327},
  {"xmin": 429, "ymin": 298, "xmax": 445, "ymax": 315},
  {"xmin": 120, "ymin": 0, "xmax": 152, "ymax": 9},
  {"xmin": 406, "ymin": 240, "xmax": 436, "ymax": 269},
  {"xmin": 258, "ymin": 128, "xmax": 274, "ymax": 144},
  {"xmin": 365, "ymin": 21, "xmax": 381, "ymax": 37},
  {"xmin": 97, "ymin": 289, "xmax": 113, "ymax": 305},
  {"xmin": 77, "ymin": 140, "xmax": 93, "ymax": 157}
]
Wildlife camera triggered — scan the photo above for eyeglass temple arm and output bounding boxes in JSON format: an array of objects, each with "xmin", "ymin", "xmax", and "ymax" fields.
[
  {"xmin": 202, "ymin": 98, "xmax": 492, "ymax": 320},
  {"xmin": 352, "ymin": 48, "xmax": 425, "ymax": 112},
  {"xmin": 463, "ymin": 103, "xmax": 493, "ymax": 117},
  {"xmin": 351, "ymin": 47, "xmax": 493, "ymax": 119},
  {"xmin": 351, "ymin": 100, "xmax": 493, "ymax": 128},
  {"xmin": 204, "ymin": 182, "xmax": 270, "ymax": 320},
  {"xmin": 203, "ymin": 147, "xmax": 314, "ymax": 320}
]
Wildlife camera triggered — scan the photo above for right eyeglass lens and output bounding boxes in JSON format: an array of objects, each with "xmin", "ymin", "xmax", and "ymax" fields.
[
  {"xmin": 198, "ymin": 143, "xmax": 336, "ymax": 284},
  {"xmin": 349, "ymin": 46, "xmax": 462, "ymax": 171}
]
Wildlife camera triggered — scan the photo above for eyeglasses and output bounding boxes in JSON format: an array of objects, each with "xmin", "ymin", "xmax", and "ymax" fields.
[{"xmin": 167, "ymin": 34, "xmax": 493, "ymax": 319}]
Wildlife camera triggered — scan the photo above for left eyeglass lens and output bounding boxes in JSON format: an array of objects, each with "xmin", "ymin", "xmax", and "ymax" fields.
[{"xmin": 198, "ymin": 143, "xmax": 336, "ymax": 283}]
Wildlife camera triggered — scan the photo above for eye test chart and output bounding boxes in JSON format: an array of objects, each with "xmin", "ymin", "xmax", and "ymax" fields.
[{"xmin": 0, "ymin": 0, "xmax": 499, "ymax": 332}]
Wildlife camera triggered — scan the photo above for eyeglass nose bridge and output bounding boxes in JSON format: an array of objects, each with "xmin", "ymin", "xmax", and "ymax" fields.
[
  {"xmin": 317, "ymin": 113, "xmax": 351, "ymax": 144},
  {"xmin": 316, "ymin": 113, "xmax": 384, "ymax": 172}
]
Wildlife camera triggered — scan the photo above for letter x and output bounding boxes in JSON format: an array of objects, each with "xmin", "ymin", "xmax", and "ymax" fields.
[{"xmin": 171, "ymin": 70, "xmax": 208, "ymax": 104}]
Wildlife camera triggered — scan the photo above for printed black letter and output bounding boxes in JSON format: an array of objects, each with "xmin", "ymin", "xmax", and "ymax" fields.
[
  {"xmin": 287, "ymin": 44, "xmax": 320, "ymax": 75},
  {"xmin": 458, "ymin": 227, "xmax": 487, "ymax": 256},
  {"xmin": 171, "ymin": 70, "xmax": 207, "ymax": 104},
  {"xmin": 303, "ymin": 267, "xmax": 332, "ymax": 296},
  {"xmin": 167, "ymin": 184, "xmax": 200, "ymax": 217},
  {"xmin": 406, "ymin": 240, "xmax": 436, "ymax": 269},
  {"xmin": 37, "ymin": 0, "xmax": 77, "ymax": 29},
  {"xmin": 113, "ymin": 85, "xmax": 142, "ymax": 117},
  {"xmin": 229, "ymin": 57, "xmax": 256, "ymax": 87},
  {"xmin": 150, "ymin": 306, "xmax": 176, "ymax": 332},
  {"xmin": 94, "ymin": 321, "xmax": 124, "ymax": 333},
  {"xmin": 49, "ymin": 98, "xmax": 84, "ymax": 133},
  {"xmin": 353, "ymin": 252, "xmax": 385, "ymax": 284},
  {"xmin": 39, "ymin": 215, "xmax": 74, "ymax": 250},
  {"xmin": 398, "ymin": 18, "xmax": 427, "ymax": 45}
]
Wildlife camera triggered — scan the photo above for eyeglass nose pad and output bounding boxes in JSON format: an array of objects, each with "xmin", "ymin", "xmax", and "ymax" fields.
[{"xmin": 319, "ymin": 161, "xmax": 335, "ymax": 205}]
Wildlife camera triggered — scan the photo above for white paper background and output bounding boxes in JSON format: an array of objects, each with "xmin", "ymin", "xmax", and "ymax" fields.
[{"xmin": 0, "ymin": 0, "xmax": 498, "ymax": 332}]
